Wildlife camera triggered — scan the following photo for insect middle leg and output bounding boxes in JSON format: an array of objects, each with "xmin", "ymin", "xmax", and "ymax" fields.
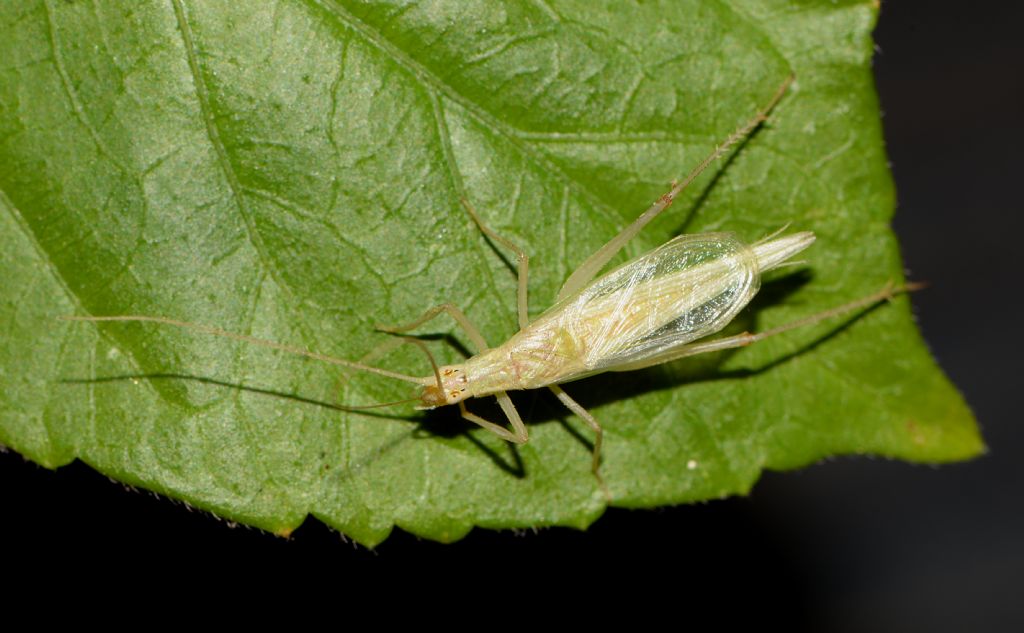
[
  {"xmin": 460, "ymin": 198, "xmax": 530, "ymax": 329},
  {"xmin": 549, "ymin": 384, "xmax": 611, "ymax": 499},
  {"xmin": 462, "ymin": 197, "xmax": 610, "ymax": 488}
]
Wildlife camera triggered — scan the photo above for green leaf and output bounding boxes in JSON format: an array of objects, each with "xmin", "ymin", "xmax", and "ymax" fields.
[{"xmin": 0, "ymin": 0, "xmax": 980, "ymax": 545}]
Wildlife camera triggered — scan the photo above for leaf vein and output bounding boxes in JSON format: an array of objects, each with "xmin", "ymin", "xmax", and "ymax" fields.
[
  {"xmin": 42, "ymin": 0, "xmax": 131, "ymax": 175},
  {"xmin": 309, "ymin": 0, "xmax": 627, "ymax": 235},
  {"xmin": 171, "ymin": 0, "xmax": 321, "ymax": 347}
]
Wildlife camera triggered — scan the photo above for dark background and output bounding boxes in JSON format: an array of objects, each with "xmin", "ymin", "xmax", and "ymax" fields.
[{"xmin": 3, "ymin": 3, "xmax": 1020, "ymax": 626}]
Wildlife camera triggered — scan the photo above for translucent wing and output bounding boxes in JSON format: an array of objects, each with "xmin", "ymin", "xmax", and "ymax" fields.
[{"xmin": 540, "ymin": 232, "xmax": 760, "ymax": 373}]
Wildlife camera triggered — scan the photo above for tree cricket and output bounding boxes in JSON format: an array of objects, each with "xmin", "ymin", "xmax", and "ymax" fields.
[{"xmin": 63, "ymin": 74, "xmax": 911, "ymax": 491}]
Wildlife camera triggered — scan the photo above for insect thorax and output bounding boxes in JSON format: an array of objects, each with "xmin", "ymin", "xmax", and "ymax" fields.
[{"xmin": 453, "ymin": 321, "xmax": 588, "ymax": 399}]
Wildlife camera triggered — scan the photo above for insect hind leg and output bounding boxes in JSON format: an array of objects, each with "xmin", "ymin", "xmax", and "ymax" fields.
[
  {"xmin": 621, "ymin": 282, "xmax": 915, "ymax": 370},
  {"xmin": 556, "ymin": 74, "xmax": 795, "ymax": 302}
]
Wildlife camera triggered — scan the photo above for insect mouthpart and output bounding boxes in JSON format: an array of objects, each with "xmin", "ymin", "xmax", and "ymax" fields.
[{"xmin": 418, "ymin": 384, "xmax": 450, "ymax": 409}]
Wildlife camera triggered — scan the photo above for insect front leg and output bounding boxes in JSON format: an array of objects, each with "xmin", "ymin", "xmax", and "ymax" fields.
[
  {"xmin": 331, "ymin": 336, "xmax": 441, "ymax": 407},
  {"xmin": 377, "ymin": 302, "xmax": 489, "ymax": 352},
  {"xmin": 459, "ymin": 398, "xmax": 528, "ymax": 444},
  {"xmin": 330, "ymin": 335, "xmax": 410, "ymax": 406},
  {"xmin": 377, "ymin": 302, "xmax": 531, "ymax": 451}
]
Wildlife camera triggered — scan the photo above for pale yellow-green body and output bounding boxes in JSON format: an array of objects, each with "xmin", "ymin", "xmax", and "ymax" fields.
[{"xmin": 420, "ymin": 230, "xmax": 815, "ymax": 407}]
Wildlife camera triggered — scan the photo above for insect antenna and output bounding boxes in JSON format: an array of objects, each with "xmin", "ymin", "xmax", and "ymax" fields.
[
  {"xmin": 339, "ymin": 395, "xmax": 425, "ymax": 410},
  {"xmin": 59, "ymin": 315, "xmax": 426, "ymax": 385},
  {"xmin": 399, "ymin": 336, "xmax": 444, "ymax": 393}
]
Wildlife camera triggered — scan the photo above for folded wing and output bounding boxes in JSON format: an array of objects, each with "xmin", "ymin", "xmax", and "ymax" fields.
[{"xmin": 544, "ymin": 232, "xmax": 761, "ymax": 373}]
